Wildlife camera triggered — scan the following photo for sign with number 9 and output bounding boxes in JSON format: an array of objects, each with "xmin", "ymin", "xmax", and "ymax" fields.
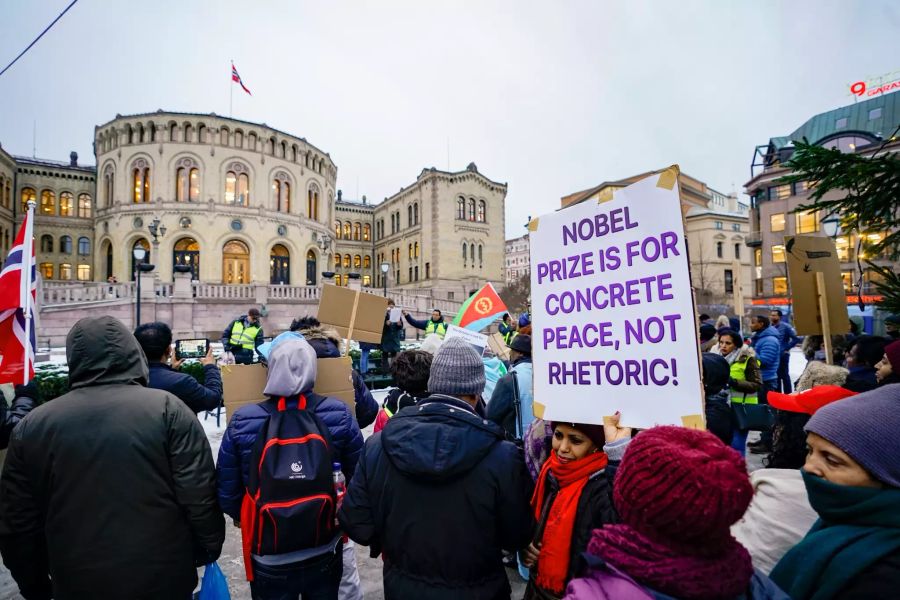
[{"xmin": 850, "ymin": 81, "xmax": 866, "ymax": 96}]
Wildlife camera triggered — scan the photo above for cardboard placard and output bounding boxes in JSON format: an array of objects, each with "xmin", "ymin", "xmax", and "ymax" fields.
[
  {"xmin": 444, "ymin": 324, "xmax": 488, "ymax": 356},
  {"xmin": 221, "ymin": 359, "xmax": 357, "ymax": 420},
  {"xmin": 784, "ymin": 235, "xmax": 850, "ymax": 336},
  {"xmin": 487, "ymin": 333, "xmax": 511, "ymax": 361},
  {"xmin": 317, "ymin": 286, "xmax": 389, "ymax": 345},
  {"xmin": 528, "ymin": 167, "xmax": 703, "ymax": 428}
]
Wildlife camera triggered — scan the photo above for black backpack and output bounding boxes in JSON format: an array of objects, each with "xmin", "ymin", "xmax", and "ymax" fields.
[{"xmin": 243, "ymin": 394, "xmax": 337, "ymax": 556}]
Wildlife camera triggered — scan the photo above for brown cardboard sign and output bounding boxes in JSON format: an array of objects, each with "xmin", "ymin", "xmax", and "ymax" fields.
[
  {"xmin": 222, "ymin": 359, "xmax": 357, "ymax": 420},
  {"xmin": 784, "ymin": 235, "xmax": 850, "ymax": 336},
  {"xmin": 487, "ymin": 333, "xmax": 511, "ymax": 361},
  {"xmin": 317, "ymin": 286, "xmax": 388, "ymax": 345}
]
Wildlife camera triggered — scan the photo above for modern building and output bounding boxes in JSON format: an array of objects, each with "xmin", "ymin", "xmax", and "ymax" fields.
[
  {"xmin": 561, "ymin": 170, "xmax": 753, "ymax": 314},
  {"xmin": 743, "ymin": 92, "xmax": 900, "ymax": 308},
  {"xmin": 505, "ymin": 233, "xmax": 530, "ymax": 283}
]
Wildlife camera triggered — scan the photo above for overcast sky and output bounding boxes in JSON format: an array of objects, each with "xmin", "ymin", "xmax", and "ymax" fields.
[{"xmin": 1, "ymin": 1, "xmax": 898, "ymax": 237}]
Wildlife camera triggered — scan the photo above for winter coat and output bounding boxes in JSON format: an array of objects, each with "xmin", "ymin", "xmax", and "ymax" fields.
[
  {"xmin": 843, "ymin": 365, "xmax": 879, "ymax": 393},
  {"xmin": 728, "ymin": 346, "xmax": 762, "ymax": 399},
  {"xmin": 487, "ymin": 356, "xmax": 534, "ymax": 439},
  {"xmin": 0, "ymin": 316, "xmax": 224, "ymax": 600},
  {"xmin": 731, "ymin": 469, "xmax": 819, "ymax": 575},
  {"xmin": 338, "ymin": 393, "xmax": 534, "ymax": 600},
  {"xmin": 301, "ymin": 326, "xmax": 379, "ymax": 427},
  {"xmin": 563, "ymin": 556, "xmax": 790, "ymax": 600},
  {"xmin": 217, "ymin": 391, "xmax": 364, "ymax": 521},
  {"xmin": 751, "ymin": 326, "xmax": 781, "ymax": 381},
  {"xmin": 773, "ymin": 322, "xmax": 800, "ymax": 354},
  {"xmin": 705, "ymin": 390, "xmax": 733, "ymax": 445},
  {"xmin": 0, "ymin": 382, "xmax": 39, "ymax": 450},
  {"xmin": 147, "ymin": 362, "xmax": 223, "ymax": 414},
  {"xmin": 373, "ymin": 388, "xmax": 427, "ymax": 433},
  {"xmin": 381, "ymin": 311, "xmax": 403, "ymax": 354}
]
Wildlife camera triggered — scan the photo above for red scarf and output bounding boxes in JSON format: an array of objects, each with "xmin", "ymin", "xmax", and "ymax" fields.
[{"xmin": 530, "ymin": 451, "xmax": 608, "ymax": 594}]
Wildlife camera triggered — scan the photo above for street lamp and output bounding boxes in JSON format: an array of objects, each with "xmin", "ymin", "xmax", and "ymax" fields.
[
  {"xmin": 821, "ymin": 214, "xmax": 841, "ymax": 239},
  {"xmin": 133, "ymin": 246, "xmax": 147, "ymax": 326},
  {"xmin": 380, "ymin": 262, "xmax": 390, "ymax": 297}
]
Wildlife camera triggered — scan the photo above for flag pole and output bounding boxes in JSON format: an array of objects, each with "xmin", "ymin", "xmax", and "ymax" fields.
[
  {"xmin": 229, "ymin": 60, "xmax": 233, "ymax": 119},
  {"xmin": 22, "ymin": 200, "xmax": 35, "ymax": 385}
]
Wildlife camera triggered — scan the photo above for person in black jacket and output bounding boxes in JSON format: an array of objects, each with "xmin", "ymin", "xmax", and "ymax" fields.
[
  {"xmin": 702, "ymin": 352, "xmax": 734, "ymax": 445},
  {"xmin": 339, "ymin": 337, "xmax": 534, "ymax": 600},
  {"xmin": 0, "ymin": 316, "xmax": 224, "ymax": 600},
  {"xmin": 843, "ymin": 335, "xmax": 887, "ymax": 393},
  {"xmin": 134, "ymin": 321, "xmax": 223, "ymax": 414},
  {"xmin": 488, "ymin": 334, "xmax": 534, "ymax": 440},
  {"xmin": 0, "ymin": 382, "xmax": 39, "ymax": 450}
]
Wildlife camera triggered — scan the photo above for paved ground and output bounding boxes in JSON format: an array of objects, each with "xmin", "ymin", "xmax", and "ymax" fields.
[{"xmin": 0, "ymin": 350, "xmax": 803, "ymax": 599}]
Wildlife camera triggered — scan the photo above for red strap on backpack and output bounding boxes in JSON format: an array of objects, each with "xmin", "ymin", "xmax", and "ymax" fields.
[{"xmin": 276, "ymin": 394, "xmax": 307, "ymax": 411}]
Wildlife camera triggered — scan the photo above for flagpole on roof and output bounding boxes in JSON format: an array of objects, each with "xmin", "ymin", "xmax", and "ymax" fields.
[
  {"xmin": 229, "ymin": 60, "xmax": 233, "ymax": 119},
  {"xmin": 21, "ymin": 200, "xmax": 35, "ymax": 385}
]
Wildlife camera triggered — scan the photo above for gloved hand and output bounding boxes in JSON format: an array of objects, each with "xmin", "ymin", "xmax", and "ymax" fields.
[{"xmin": 193, "ymin": 543, "xmax": 222, "ymax": 568}]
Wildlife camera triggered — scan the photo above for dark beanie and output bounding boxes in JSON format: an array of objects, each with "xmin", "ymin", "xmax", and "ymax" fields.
[
  {"xmin": 509, "ymin": 334, "xmax": 532, "ymax": 355},
  {"xmin": 614, "ymin": 426, "xmax": 753, "ymax": 546},
  {"xmin": 427, "ymin": 337, "xmax": 486, "ymax": 397},
  {"xmin": 805, "ymin": 384, "xmax": 900, "ymax": 487},
  {"xmin": 885, "ymin": 340, "xmax": 900, "ymax": 371},
  {"xmin": 699, "ymin": 324, "xmax": 717, "ymax": 343},
  {"xmin": 702, "ymin": 353, "xmax": 730, "ymax": 395}
]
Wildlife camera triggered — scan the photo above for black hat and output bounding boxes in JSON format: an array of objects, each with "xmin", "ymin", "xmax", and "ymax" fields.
[
  {"xmin": 509, "ymin": 334, "xmax": 532, "ymax": 355},
  {"xmin": 701, "ymin": 352, "xmax": 730, "ymax": 395},
  {"xmin": 699, "ymin": 324, "xmax": 717, "ymax": 342}
]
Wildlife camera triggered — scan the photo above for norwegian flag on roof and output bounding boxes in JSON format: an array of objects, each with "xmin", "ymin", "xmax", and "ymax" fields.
[
  {"xmin": 231, "ymin": 62, "xmax": 252, "ymax": 96},
  {"xmin": 0, "ymin": 211, "xmax": 36, "ymax": 384}
]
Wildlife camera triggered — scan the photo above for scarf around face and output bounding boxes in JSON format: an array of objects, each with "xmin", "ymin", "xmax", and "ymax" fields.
[
  {"xmin": 770, "ymin": 470, "xmax": 900, "ymax": 600},
  {"xmin": 587, "ymin": 521, "xmax": 753, "ymax": 599},
  {"xmin": 531, "ymin": 450, "xmax": 608, "ymax": 595}
]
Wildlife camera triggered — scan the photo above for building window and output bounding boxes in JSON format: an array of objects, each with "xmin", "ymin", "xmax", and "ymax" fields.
[
  {"xmin": 59, "ymin": 192, "xmax": 73, "ymax": 216},
  {"xmin": 724, "ymin": 269, "xmax": 734, "ymax": 294},
  {"xmin": 470, "ymin": 243, "xmax": 475, "ymax": 268},
  {"xmin": 468, "ymin": 198, "xmax": 476, "ymax": 221},
  {"xmin": 353, "ymin": 255, "xmax": 361, "ymax": 269},
  {"xmin": 869, "ymin": 107, "xmax": 882, "ymax": 120},
  {"xmin": 795, "ymin": 210, "xmax": 819, "ymax": 234},
  {"xmin": 773, "ymin": 276, "xmax": 788, "ymax": 296},
  {"xmin": 307, "ymin": 185, "xmax": 320, "ymax": 221},
  {"xmin": 363, "ymin": 275, "xmax": 371, "ymax": 286},
  {"xmin": 77, "ymin": 193, "xmax": 92, "ymax": 218},
  {"xmin": 21, "ymin": 187, "xmax": 36, "ymax": 212},
  {"xmin": 364, "ymin": 255, "xmax": 371, "ymax": 269},
  {"xmin": 792, "ymin": 181, "xmax": 808, "ymax": 195},
  {"xmin": 836, "ymin": 117, "xmax": 848, "ymax": 128},
  {"xmin": 38, "ymin": 234, "xmax": 54, "ymax": 254},
  {"xmin": 59, "ymin": 263, "xmax": 73, "ymax": 280},
  {"xmin": 40, "ymin": 190, "xmax": 55, "ymax": 215},
  {"xmin": 462, "ymin": 242, "xmax": 467, "ymax": 264},
  {"xmin": 40, "ymin": 262, "xmax": 53, "ymax": 280},
  {"xmin": 224, "ymin": 170, "xmax": 250, "ymax": 206},
  {"xmin": 60, "ymin": 235, "xmax": 73, "ymax": 254},
  {"xmin": 413, "ymin": 203, "xmax": 419, "ymax": 225},
  {"xmin": 343, "ymin": 223, "xmax": 351, "ymax": 239},
  {"xmin": 770, "ymin": 213, "xmax": 785, "ymax": 232},
  {"xmin": 132, "ymin": 160, "xmax": 151, "ymax": 203},
  {"xmin": 478, "ymin": 244, "xmax": 483, "ymax": 266},
  {"xmin": 732, "ymin": 223, "xmax": 740, "ymax": 231},
  {"xmin": 841, "ymin": 271, "xmax": 853, "ymax": 293},
  {"xmin": 772, "ymin": 244, "xmax": 786, "ymax": 263},
  {"xmin": 457, "ymin": 197, "xmax": 465, "ymax": 220},
  {"xmin": 714, "ymin": 221, "xmax": 723, "ymax": 230},
  {"xmin": 77, "ymin": 264, "xmax": 91, "ymax": 281},
  {"xmin": 363, "ymin": 224, "xmax": 370, "ymax": 241},
  {"xmin": 334, "ymin": 254, "xmax": 340, "ymax": 268},
  {"xmin": 414, "ymin": 242, "xmax": 419, "ymax": 258},
  {"xmin": 343, "ymin": 255, "xmax": 351, "ymax": 269},
  {"xmin": 335, "ymin": 221, "xmax": 342, "ymax": 239},
  {"xmin": 768, "ymin": 185, "xmax": 790, "ymax": 201},
  {"xmin": 716, "ymin": 241, "xmax": 723, "ymax": 258},
  {"xmin": 103, "ymin": 167, "xmax": 114, "ymax": 207},
  {"xmin": 273, "ymin": 177, "xmax": 291, "ymax": 212},
  {"xmin": 754, "ymin": 278, "xmax": 764, "ymax": 296},
  {"xmin": 734, "ymin": 243, "xmax": 741, "ymax": 260},
  {"xmin": 478, "ymin": 200, "xmax": 486, "ymax": 222},
  {"xmin": 353, "ymin": 223, "xmax": 361, "ymax": 241},
  {"xmin": 407, "ymin": 205, "xmax": 413, "ymax": 228},
  {"xmin": 425, "ymin": 262, "xmax": 430, "ymax": 279},
  {"xmin": 77, "ymin": 237, "xmax": 90, "ymax": 256},
  {"xmin": 408, "ymin": 243, "xmax": 413, "ymax": 259},
  {"xmin": 408, "ymin": 267, "xmax": 413, "ymax": 282}
]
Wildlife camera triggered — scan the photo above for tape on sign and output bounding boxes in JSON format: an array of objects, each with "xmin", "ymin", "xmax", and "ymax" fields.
[
  {"xmin": 528, "ymin": 218, "xmax": 540, "ymax": 232},
  {"xmin": 596, "ymin": 187, "xmax": 615, "ymax": 204},
  {"xmin": 656, "ymin": 165, "xmax": 680, "ymax": 190},
  {"xmin": 681, "ymin": 414, "xmax": 705, "ymax": 430}
]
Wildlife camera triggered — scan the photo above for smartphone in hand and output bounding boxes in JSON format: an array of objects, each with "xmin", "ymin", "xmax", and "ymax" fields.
[{"xmin": 175, "ymin": 338, "xmax": 209, "ymax": 360}]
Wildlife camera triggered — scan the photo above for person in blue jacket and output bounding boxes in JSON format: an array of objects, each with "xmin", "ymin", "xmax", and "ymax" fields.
[
  {"xmin": 748, "ymin": 314, "xmax": 782, "ymax": 454},
  {"xmin": 770, "ymin": 309, "xmax": 801, "ymax": 393}
]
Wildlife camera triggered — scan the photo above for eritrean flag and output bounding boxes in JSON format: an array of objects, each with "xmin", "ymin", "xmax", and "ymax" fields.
[{"xmin": 452, "ymin": 283, "xmax": 508, "ymax": 332}]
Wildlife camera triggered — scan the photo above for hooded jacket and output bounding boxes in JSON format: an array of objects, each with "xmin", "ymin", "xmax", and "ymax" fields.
[
  {"xmin": 301, "ymin": 326, "xmax": 379, "ymax": 428},
  {"xmin": 338, "ymin": 394, "xmax": 534, "ymax": 600},
  {"xmin": 751, "ymin": 326, "xmax": 781, "ymax": 381},
  {"xmin": 0, "ymin": 316, "xmax": 224, "ymax": 600},
  {"xmin": 0, "ymin": 381, "xmax": 39, "ymax": 450},
  {"xmin": 216, "ymin": 337, "xmax": 364, "ymax": 520}
]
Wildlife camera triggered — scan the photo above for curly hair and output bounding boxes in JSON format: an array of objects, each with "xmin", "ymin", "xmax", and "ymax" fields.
[
  {"xmin": 764, "ymin": 410, "xmax": 811, "ymax": 469},
  {"xmin": 390, "ymin": 350, "xmax": 433, "ymax": 395},
  {"xmin": 290, "ymin": 316, "xmax": 320, "ymax": 332}
]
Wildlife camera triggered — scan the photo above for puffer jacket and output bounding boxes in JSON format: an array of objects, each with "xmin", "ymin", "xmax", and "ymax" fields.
[
  {"xmin": 751, "ymin": 326, "xmax": 781, "ymax": 381},
  {"xmin": 0, "ymin": 316, "xmax": 224, "ymax": 600},
  {"xmin": 301, "ymin": 326, "xmax": 379, "ymax": 428},
  {"xmin": 0, "ymin": 381, "xmax": 39, "ymax": 450},
  {"xmin": 217, "ymin": 392, "xmax": 364, "ymax": 520}
]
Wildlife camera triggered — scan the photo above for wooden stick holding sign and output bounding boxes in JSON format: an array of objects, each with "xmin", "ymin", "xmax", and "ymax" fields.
[{"xmin": 815, "ymin": 272, "xmax": 834, "ymax": 366}]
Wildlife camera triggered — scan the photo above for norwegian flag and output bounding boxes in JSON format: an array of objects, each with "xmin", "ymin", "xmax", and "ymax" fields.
[
  {"xmin": 0, "ymin": 209, "xmax": 37, "ymax": 384},
  {"xmin": 231, "ymin": 62, "xmax": 252, "ymax": 96}
]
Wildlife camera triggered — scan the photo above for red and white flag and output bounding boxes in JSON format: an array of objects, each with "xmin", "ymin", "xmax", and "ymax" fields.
[
  {"xmin": 0, "ymin": 209, "xmax": 36, "ymax": 384},
  {"xmin": 231, "ymin": 62, "xmax": 252, "ymax": 96}
]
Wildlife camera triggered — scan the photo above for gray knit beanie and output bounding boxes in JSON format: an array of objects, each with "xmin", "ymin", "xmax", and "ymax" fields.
[
  {"xmin": 427, "ymin": 337, "xmax": 486, "ymax": 397},
  {"xmin": 805, "ymin": 383, "xmax": 900, "ymax": 487}
]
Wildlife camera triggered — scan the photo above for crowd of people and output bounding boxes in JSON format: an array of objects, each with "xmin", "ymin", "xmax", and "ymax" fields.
[{"xmin": 0, "ymin": 306, "xmax": 898, "ymax": 600}]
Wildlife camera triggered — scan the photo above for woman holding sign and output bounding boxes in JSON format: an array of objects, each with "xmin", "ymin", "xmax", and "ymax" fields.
[{"xmin": 522, "ymin": 419, "xmax": 628, "ymax": 599}]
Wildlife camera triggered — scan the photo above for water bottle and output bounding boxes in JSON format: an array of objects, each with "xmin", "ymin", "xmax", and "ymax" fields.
[{"xmin": 333, "ymin": 462, "xmax": 347, "ymax": 538}]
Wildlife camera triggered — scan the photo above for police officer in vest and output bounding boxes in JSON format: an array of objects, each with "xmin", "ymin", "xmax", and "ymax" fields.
[
  {"xmin": 402, "ymin": 308, "xmax": 449, "ymax": 339},
  {"xmin": 486, "ymin": 334, "xmax": 534, "ymax": 441},
  {"xmin": 499, "ymin": 313, "xmax": 516, "ymax": 345},
  {"xmin": 222, "ymin": 307, "xmax": 264, "ymax": 364}
]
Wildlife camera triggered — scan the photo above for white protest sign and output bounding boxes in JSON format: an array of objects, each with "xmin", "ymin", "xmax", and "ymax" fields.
[
  {"xmin": 444, "ymin": 324, "xmax": 488, "ymax": 356},
  {"xmin": 529, "ymin": 167, "xmax": 702, "ymax": 429}
]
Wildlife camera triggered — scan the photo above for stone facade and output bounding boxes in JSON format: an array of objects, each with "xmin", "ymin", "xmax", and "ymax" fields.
[
  {"xmin": 333, "ymin": 192, "xmax": 376, "ymax": 287},
  {"xmin": 0, "ymin": 146, "xmax": 14, "ymax": 256},
  {"xmin": 505, "ymin": 234, "xmax": 530, "ymax": 283}
]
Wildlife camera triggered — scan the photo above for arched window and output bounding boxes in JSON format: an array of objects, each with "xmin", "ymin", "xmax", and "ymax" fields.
[
  {"xmin": 222, "ymin": 239, "xmax": 250, "ymax": 284},
  {"xmin": 335, "ymin": 221, "xmax": 342, "ymax": 239},
  {"xmin": 59, "ymin": 263, "xmax": 72, "ymax": 280},
  {"xmin": 169, "ymin": 122, "xmax": 178, "ymax": 142},
  {"xmin": 40, "ymin": 190, "xmax": 55, "ymax": 215},
  {"xmin": 77, "ymin": 264, "xmax": 91, "ymax": 281},
  {"xmin": 40, "ymin": 263, "xmax": 53, "ymax": 279},
  {"xmin": 148, "ymin": 123, "xmax": 156, "ymax": 142},
  {"xmin": 415, "ymin": 242, "xmax": 419, "ymax": 258},
  {"xmin": 457, "ymin": 197, "xmax": 465, "ymax": 220},
  {"xmin": 478, "ymin": 244, "xmax": 483, "ymax": 266},
  {"xmin": 281, "ymin": 141, "xmax": 287, "ymax": 158},
  {"xmin": 59, "ymin": 192, "xmax": 73, "ymax": 216},
  {"xmin": 137, "ymin": 123, "xmax": 145, "ymax": 143},
  {"xmin": 103, "ymin": 166, "xmax": 114, "ymax": 207},
  {"xmin": 408, "ymin": 205, "xmax": 413, "ymax": 227},
  {"xmin": 197, "ymin": 124, "xmax": 206, "ymax": 144},
  {"xmin": 131, "ymin": 238, "xmax": 150, "ymax": 279},
  {"xmin": 221, "ymin": 127, "xmax": 230, "ymax": 146},
  {"xmin": 305, "ymin": 250, "xmax": 316, "ymax": 285},
  {"xmin": 470, "ymin": 243, "xmax": 475, "ymax": 267},
  {"xmin": 343, "ymin": 222, "xmax": 351, "ymax": 239},
  {"xmin": 273, "ymin": 173, "xmax": 291, "ymax": 212},
  {"xmin": 334, "ymin": 254, "xmax": 341, "ymax": 268},
  {"xmin": 78, "ymin": 236, "xmax": 90, "ymax": 256},
  {"xmin": 478, "ymin": 200, "xmax": 486, "ymax": 222},
  {"xmin": 363, "ymin": 223, "xmax": 371, "ymax": 241},
  {"xmin": 343, "ymin": 255, "xmax": 351, "ymax": 268},
  {"xmin": 364, "ymin": 255, "xmax": 371, "ymax": 269},
  {"xmin": 462, "ymin": 242, "xmax": 467, "ymax": 263},
  {"xmin": 353, "ymin": 223, "xmax": 361, "ymax": 241},
  {"xmin": 78, "ymin": 193, "xmax": 92, "ymax": 218},
  {"xmin": 127, "ymin": 125, "xmax": 134, "ymax": 144},
  {"xmin": 40, "ymin": 235, "xmax": 53, "ymax": 253},
  {"xmin": 234, "ymin": 130, "xmax": 243, "ymax": 147},
  {"xmin": 248, "ymin": 132, "xmax": 257, "ymax": 150},
  {"xmin": 292, "ymin": 145, "xmax": 298, "ymax": 162},
  {"xmin": 173, "ymin": 237, "xmax": 200, "ymax": 280},
  {"xmin": 225, "ymin": 164, "xmax": 250, "ymax": 205},
  {"xmin": 468, "ymin": 198, "xmax": 476, "ymax": 221},
  {"xmin": 60, "ymin": 235, "xmax": 73, "ymax": 254},
  {"xmin": 267, "ymin": 137, "xmax": 275, "ymax": 155},
  {"xmin": 21, "ymin": 187, "xmax": 36, "ymax": 212},
  {"xmin": 174, "ymin": 159, "xmax": 200, "ymax": 202},
  {"xmin": 132, "ymin": 159, "xmax": 151, "ymax": 203},
  {"xmin": 408, "ymin": 243, "xmax": 413, "ymax": 259},
  {"xmin": 184, "ymin": 123, "xmax": 193, "ymax": 143},
  {"xmin": 307, "ymin": 185, "xmax": 320, "ymax": 220},
  {"xmin": 270, "ymin": 244, "xmax": 290, "ymax": 284},
  {"xmin": 414, "ymin": 203, "xmax": 419, "ymax": 225},
  {"xmin": 354, "ymin": 255, "xmax": 361, "ymax": 268}
]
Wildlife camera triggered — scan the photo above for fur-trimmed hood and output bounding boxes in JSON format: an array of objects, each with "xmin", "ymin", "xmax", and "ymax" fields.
[{"xmin": 300, "ymin": 326, "xmax": 343, "ymax": 358}]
